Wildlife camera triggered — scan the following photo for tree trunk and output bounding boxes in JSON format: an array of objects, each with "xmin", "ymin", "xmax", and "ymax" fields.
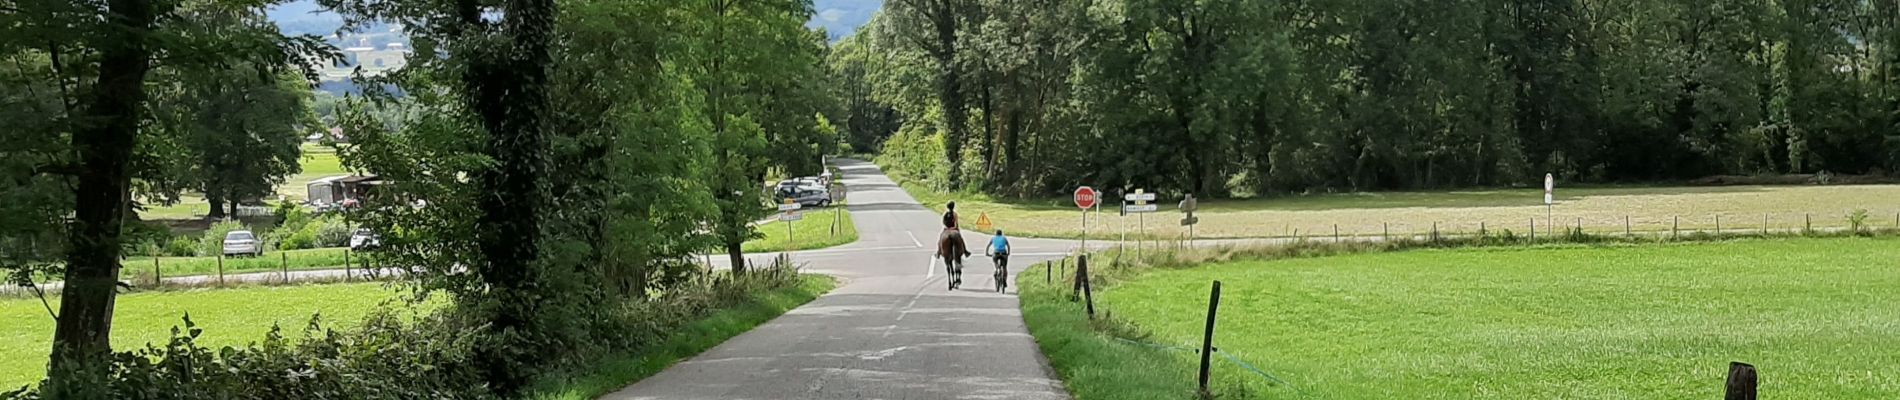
[
  {"xmin": 726, "ymin": 240, "xmax": 745, "ymax": 274},
  {"xmin": 47, "ymin": 0, "xmax": 155, "ymax": 395},
  {"xmin": 206, "ymin": 191, "xmax": 226, "ymax": 219}
]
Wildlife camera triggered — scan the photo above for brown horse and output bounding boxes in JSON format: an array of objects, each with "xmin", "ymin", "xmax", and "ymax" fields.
[{"xmin": 937, "ymin": 228, "xmax": 971, "ymax": 290}]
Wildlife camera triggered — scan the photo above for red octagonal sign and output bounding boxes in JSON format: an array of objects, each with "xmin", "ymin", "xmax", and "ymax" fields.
[{"xmin": 1074, "ymin": 186, "xmax": 1098, "ymax": 209}]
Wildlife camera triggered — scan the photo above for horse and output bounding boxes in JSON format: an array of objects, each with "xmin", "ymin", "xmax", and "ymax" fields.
[{"xmin": 937, "ymin": 228, "xmax": 971, "ymax": 290}]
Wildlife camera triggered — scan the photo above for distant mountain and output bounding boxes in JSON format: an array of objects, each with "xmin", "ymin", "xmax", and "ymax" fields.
[
  {"xmin": 266, "ymin": 0, "xmax": 883, "ymax": 42},
  {"xmin": 809, "ymin": 0, "xmax": 883, "ymax": 42}
]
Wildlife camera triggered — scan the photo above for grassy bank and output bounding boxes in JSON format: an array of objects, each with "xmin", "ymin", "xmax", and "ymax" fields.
[
  {"xmin": 525, "ymin": 274, "xmax": 836, "ymax": 399},
  {"xmin": 879, "ymin": 161, "xmax": 1900, "ymax": 240},
  {"xmin": 1021, "ymin": 237, "xmax": 1900, "ymax": 399},
  {"xmin": 743, "ymin": 207, "xmax": 857, "ymax": 253},
  {"xmin": 120, "ymin": 247, "xmax": 358, "ymax": 280},
  {"xmin": 1, "ymin": 283, "xmax": 433, "ymax": 389}
]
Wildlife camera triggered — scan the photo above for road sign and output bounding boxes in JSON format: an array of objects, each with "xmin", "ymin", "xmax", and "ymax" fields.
[
  {"xmin": 1075, "ymin": 186, "xmax": 1098, "ymax": 209},
  {"xmin": 780, "ymin": 211, "xmax": 803, "ymax": 221},
  {"xmin": 1124, "ymin": 192, "xmax": 1157, "ymax": 202},
  {"xmin": 778, "ymin": 202, "xmax": 802, "ymax": 211},
  {"xmin": 1544, "ymin": 173, "xmax": 1555, "ymax": 205},
  {"xmin": 974, "ymin": 212, "xmax": 994, "ymax": 231},
  {"xmin": 1181, "ymin": 216, "xmax": 1199, "ymax": 226},
  {"xmin": 1179, "ymin": 194, "xmax": 1198, "ymax": 212},
  {"xmin": 829, "ymin": 183, "xmax": 846, "ymax": 203},
  {"xmin": 1124, "ymin": 204, "xmax": 1158, "ymax": 213}
]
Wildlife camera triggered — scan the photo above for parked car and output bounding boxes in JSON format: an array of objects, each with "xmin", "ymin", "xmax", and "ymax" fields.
[
  {"xmin": 349, "ymin": 229, "xmax": 382, "ymax": 250},
  {"xmin": 775, "ymin": 184, "xmax": 832, "ymax": 207},
  {"xmin": 221, "ymin": 230, "xmax": 264, "ymax": 257}
]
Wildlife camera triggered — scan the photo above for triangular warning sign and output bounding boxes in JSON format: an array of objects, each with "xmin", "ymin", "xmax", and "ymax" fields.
[{"xmin": 974, "ymin": 212, "xmax": 993, "ymax": 230}]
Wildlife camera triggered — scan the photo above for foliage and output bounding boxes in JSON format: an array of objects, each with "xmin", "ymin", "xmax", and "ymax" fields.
[
  {"xmin": 2, "ymin": 312, "xmax": 489, "ymax": 400},
  {"xmin": 847, "ymin": 0, "xmax": 1900, "ymax": 197},
  {"xmin": 195, "ymin": 221, "xmax": 250, "ymax": 258}
]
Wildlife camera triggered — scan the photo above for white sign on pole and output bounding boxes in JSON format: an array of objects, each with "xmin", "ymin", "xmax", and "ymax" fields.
[
  {"xmin": 778, "ymin": 203, "xmax": 802, "ymax": 211},
  {"xmin": 1123, "ymin": 204, "xmax": 1158, "ymax": 213},
  {"xmin": 1123, "ymin": 193, "xmax": 1158, "ymax": 202},
  {"xmin": 780, "ymin": 212, "xmax": 803, "ymax": 222},
  {"xmin": 1544, "ymin": 173, "xmax": 1555, "ymax": 205}
]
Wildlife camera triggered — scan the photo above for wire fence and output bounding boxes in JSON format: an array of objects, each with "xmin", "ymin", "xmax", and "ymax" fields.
[{"xmin": 1241, "ymin": 210, "xmax": 1900, "ymax": 243}]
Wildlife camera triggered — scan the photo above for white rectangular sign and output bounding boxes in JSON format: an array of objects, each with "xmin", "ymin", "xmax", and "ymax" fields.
[
  {"xmin": 1123, "ymin": 204, "xmax": 1158, "ymax": 213},
  {"xmin": 778, "ymin": 203, "xmax": 802, "ymax": 211},
  {"xmin": 1124, "ymin": 193, "xmax": 1157, "ymax": 202},
  {"xmin": 780, "ymin": 212, "xmax": 803, "ymax": 221}
]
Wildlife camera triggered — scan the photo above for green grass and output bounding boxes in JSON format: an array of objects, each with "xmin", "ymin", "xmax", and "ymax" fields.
[
  {"xmin": 1023, "ymin": 237, "xmax": 1900, "ymax": 399},
  {"xmin": 882, "ymin": 161, "xmax": 1900, "ymax": 240},
  {"xmin": 0, "ymin": 283, "xmax": 433, "ymax": 389},
  {"xmin": 524, "ymin": 275, "xmax": 836, "ymax": 399},
  {"xmin": 120, "ymin": 247, "xmax": 356, "ymax": 280},
  {"xmin": 742, "ymin": 207, "xmax": 857, "ymax": 253},
  {"xmin": 138, "ymin": 143, "xmax": 350, "ymax": 221}
]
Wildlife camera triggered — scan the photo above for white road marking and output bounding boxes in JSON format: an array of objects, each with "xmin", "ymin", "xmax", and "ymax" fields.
[{"xmin": 906, "ymin": 231, "xmax": 923, "ymax": 248}]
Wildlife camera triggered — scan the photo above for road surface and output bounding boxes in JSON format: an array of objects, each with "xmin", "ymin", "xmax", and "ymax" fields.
[{"xmin": 603, "ymin": 159, "xmax": 1076, "ymax": 400}]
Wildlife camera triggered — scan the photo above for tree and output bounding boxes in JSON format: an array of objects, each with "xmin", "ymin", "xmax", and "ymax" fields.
[
  {"xmin": 889, "ymin": 0, "xmax": 976, "ymax": 189},
  {"xmin": 152, "ymin": 67, "xmax": 315, "ymax": 218}
]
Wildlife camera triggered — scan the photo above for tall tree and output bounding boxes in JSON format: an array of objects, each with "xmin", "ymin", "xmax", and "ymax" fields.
[{"xmin": 890, "ymin": 0, "xmax": 975, "ymax": 189}]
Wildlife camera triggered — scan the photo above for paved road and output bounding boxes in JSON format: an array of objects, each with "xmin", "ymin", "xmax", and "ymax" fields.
[{"xmin": 603, "ymin": 159, "xmax": 1077, "ymax": 400}]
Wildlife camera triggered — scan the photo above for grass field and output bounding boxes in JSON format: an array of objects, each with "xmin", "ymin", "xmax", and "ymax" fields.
[
  {"xmin": 743, "ymin": 207, "xmax": 857, "ymax": 253},
  {"xmin": 1023, "ymin": 237, "xmax": 1900, "ymax": 399},
  {"xmin": 119, "ymin": 247, "xmax": 357, "ymax": 280},
  {"xmin": 0, "ymin": 283, "xmax": 432, "ymax": 389},
  {"xmin": 893, "ymin": 172, "xmax": 1900, "ymax": 240},
  {"xmin": 525, "ymin": 275, "xmax": 836, "ymax": 399},
  {"xmin": 140, "ymin": 143, "xmax": 349, "ymax": 220}
]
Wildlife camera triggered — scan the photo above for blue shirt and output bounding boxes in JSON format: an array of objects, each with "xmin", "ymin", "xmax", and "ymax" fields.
[{"xmin": 989, "ymin": 235, "xmax": 1010, "ymax": 254}]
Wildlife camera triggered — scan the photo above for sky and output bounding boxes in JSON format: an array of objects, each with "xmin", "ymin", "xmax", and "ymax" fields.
[{"xmin": 269, "ymin": 0, "xmax": 884, "ymax": 42}]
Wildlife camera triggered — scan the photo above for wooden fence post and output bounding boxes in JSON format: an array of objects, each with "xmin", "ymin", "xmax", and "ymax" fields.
[
  {"xmin": 1431, "ymin": 222, "xmax": 1439, "ymax": 242},
  {"xmin": 1080, "ymin": 255, "xmax": 1095, "ymax": 319},
  {"xmin": 1625, "ymin": 216, "xmax": 1632, "ymax": 236},
  {"xmin": 1198, "ymin": 280, "xmax": 1224, "ymax": 397},
  {"xmin": 1479, "ymin": 221, "xmax": 1487, "ymax": 237},
  {"xmin": 153, "ymin": 256, "xmax": 161, "ymax": 287},
  {"xmin": 1725, "ymin": 362, "xmax": 1757, "ymax": 400},
  {"xmin": 1762, "ymin": 214, "xmax": 1769, "ymax": 236},
  {"xmin": 344, "ymin": 247, "xmax": 353, "ymax": 282},
  {"xmin": 217, "ymin": 253, "xmax": 225, "ymax": 286},
  {"xmin": 1530, "ymin": 218, "xmax": 1536, "ymax": 241},
  {"xmin": 1804, "ymin": 213, "xmax": 1812, "ymax": 234},
  {"xmin": 281, "ymin": 252, "xmax": 289, "ymax": 283},
  {"xmin": 1383, "ymin": 222, "xmax": 1389, "ymax": 241},
  {"xmin": 1333, "ymin": 224, "xmax": 1340, "ymax": 242},
  {"xmin": 1672, "ymin": 216, "xmax": 1680, "ymax": 239},
  {"xmin": 1715, "ymin": 214, "xmax": 1722, "ymax": 233}
]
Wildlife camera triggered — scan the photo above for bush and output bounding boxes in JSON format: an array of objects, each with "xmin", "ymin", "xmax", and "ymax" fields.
[
  {"xmin": 3, "ymin": 313, "xmax": 494, "ymax": 400},
  {"xmin": 313, "ymin": 218, "xmax": 353, "ymax": 248},
  {"xmin": 163, "ymin": 236, "xmax": 198, "ymax": 257}
]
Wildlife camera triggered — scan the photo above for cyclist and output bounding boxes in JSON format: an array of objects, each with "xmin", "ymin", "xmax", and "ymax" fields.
[{"xmin": 987, "ymin": 229, "xmax": 1011, "ymax": 292}]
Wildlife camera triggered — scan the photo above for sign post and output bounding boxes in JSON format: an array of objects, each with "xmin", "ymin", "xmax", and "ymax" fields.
[
  {"xmin": 1544, "ymin": 173, "xmax": 1555, "ymax": 235},
  {"xmin": 779, "ymin": 200, "xmax": 802, "ymax": 256},
  {"xmin": 1179, "ymin": 194, "xmax": 1199, "ymax": 245},
  {"xmin": 1075, "ymin": 186, "xmax": 1098, "ymax": 254},
  {"xmin": 1123, "ymin": 189, "xmax": 1157, "ymax": 257}
]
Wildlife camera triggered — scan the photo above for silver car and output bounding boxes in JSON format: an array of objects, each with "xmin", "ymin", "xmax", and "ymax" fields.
[
  {"xmin": 221, "ymin": 230, "xmax": 264, "ymax": 257},
  {"xmin": 775, "ymin": 184, "xmax": 832, "ymax": 207}
]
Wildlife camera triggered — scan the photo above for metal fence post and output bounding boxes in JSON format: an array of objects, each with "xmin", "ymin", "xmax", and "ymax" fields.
[
  {"xmin": 1672, "ymin": 216, "xmax": 1680, "ymax": 239},
  {"xmin": 1726, "ymin": 362, "xmax": 1757, "ymax": 400},
  {"xmin": 1198, "ymin": 280, "xmax": 1224, "ymax": 397}
]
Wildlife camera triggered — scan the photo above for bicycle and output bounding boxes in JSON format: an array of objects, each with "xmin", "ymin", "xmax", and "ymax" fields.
[{"xmin": 990, "ymin": 252, "xmax": 1009, "ymax": 293}]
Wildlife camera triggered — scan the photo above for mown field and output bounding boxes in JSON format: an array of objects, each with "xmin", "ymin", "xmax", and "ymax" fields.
[
  {"xmin": 0, "ymin": 283, "xmax": 433, "ymax": 389},
  {"xmin": 898, "ymin": 175, "xmax": 1900, "ymax": 240},
  {"xmin": 1023, "ymin": 237, "xmax": 1900, "ymax": 399},
  {"xmin": 743, "ymin": 207, "xmax": 857, "ymax": 253},
  {"xmin": 119, "ymin": 247, "xmax": 357, "ymax": 280},
  {"xmin": 142, "ymin": 143, "xmax": 347, "ymax": 220}
]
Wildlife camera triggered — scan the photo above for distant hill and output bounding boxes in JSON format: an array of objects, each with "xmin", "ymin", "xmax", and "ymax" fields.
[
  {"xmin": 809, "ymin": 0, "xmax": 882, "ymax": 42},
  {"xmin": 268, "ymin": 0, "xmax": 882, "ymax": 40}
]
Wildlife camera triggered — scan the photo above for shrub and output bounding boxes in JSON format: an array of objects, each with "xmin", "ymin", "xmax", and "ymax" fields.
[
  {"xmin": 3, "ymin": 313, "xmax": 494, "ymax": 400},
  {"xmin": 160, "ymin": 236, "xmax": 198, "ymax": 257},
  {"xmin": 1847, "ymin": 209, "xmax": 1870, "ymax": 233},
  {"xmin": 313, "ymin": 218, "xmax": 353, "ymax": 248},
  {"xmin": 278, "ymin": 229, "xmax": 318, "ymax": 250}
]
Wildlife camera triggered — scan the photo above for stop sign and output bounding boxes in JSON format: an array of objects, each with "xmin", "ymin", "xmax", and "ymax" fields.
[{"xmin": 1074, "ymin": 186, "xmax": 1098, "ymax": 209}]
